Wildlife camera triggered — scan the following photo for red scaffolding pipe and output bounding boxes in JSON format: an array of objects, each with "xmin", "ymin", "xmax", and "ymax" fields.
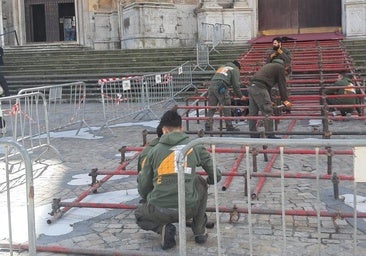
[
  {"xmin": 125, "ymin": 146, "xmax": 353, "ymax": 155},
  {"xmin": 251, "ymin": 119, "xmax": 297, "ymax": 199},
  {"xmin": 0, "ymin": 243, "xmax": 160, "ymax": 256},
  {"xmin": 221, "ymin": 150, "xmax": 245, "ymax": 191},
  {"xmin": 93, "ymin": 169, "xmax": 354, "ymax": 181},
  {"xmin": 46, "ymin": 152, "xmax": 140, "ymax": 224},
  {"xmin": 205, "ymin": 206, "xmax": 366, "ymax": 218}
]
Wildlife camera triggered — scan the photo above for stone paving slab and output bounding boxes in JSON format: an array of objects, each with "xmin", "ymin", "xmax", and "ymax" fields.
[{"xmin": 1, "ymin": 103, "xmax": 366, "ymax": 255}]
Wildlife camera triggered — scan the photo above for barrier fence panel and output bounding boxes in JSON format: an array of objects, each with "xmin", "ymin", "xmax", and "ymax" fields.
[
  {"xmin": 142, "ymin": 72, "xmax": 174, "ymax": 108},
  {"xmin": 98, "ymin": 63, "xmax": 195, "ymax": 133},
  {"xmin": 0, "ymin": 93, "xmax": 61, "ymax": 160},
  {"xmin": 140, "ymin": 63, "xmax": 195, "ymax": 113},
  {"xmin": 18, "ymin": 82, "xmax": 91, "ymax": 135},
  {"xmin": 167, "ymin": 61, "xmax": 196, "ymax": 99},
  {"xmin": 0, "ymin": 137, "xmax": 36, "ymax": 255},
  {"xmin": 194, "ymin": 43, "xmax": 215, "ymax": 71},
  {"xmin": 215, "ymin": 23, "xmax": 232, "ymax": 45},
  {"xmin": 177, "ymin": 138, "xmax": 366, "ymax": 256},
  {"xmin": 98, "ymin": 75, "xmax": 154, "ymax": 134},
  {"xmin": 200, "ymin": 22, "xmax": 214, "ymax": 46}
]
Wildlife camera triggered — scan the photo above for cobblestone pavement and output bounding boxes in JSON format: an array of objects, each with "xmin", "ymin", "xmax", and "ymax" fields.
[{"xmin": 1, "ymin": 103, "xmax": 366, "ymax": 256}]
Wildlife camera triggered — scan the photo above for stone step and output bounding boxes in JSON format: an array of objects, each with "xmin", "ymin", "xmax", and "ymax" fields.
[
  {"xmin": 342, "ymin": 39, "xmax": 366, "ymax": 80},
  {"xmin": 3, "ymin": 43, "xmax": 249, "ymax": 98}
]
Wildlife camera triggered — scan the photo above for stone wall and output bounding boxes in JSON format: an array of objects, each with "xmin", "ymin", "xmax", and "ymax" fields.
[
  {"xmin": 120, "ymin": 3, "xmax": 197, "ymax": 49},
  {"xmin": 1, "ymin": 0, "xmax": 365, "ymax": 49},
  {"xmin": 343, "ymin": 0, "xmax": 366, "ymax": 38}
]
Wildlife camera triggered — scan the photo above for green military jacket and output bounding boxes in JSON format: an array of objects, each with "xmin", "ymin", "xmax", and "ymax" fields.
[
  {"xmin": 211, "ymin": 62, "xmax": 243, "ymax": 98},
  {"xmin": 324, "ymin": 77, "xmax": 357, "ymax": 105},
  {"xmin": 137, "ymin": 137, "xmax": 160, "ymax": 173},
  {"xmin": 251, "ymin": 62, "xmax": 288, "ymax": 101},
  {"xmin": 138, "ymin": 131, "xmax": 221, "ymax": 208},
  {"xmin": 266, "ymin": 47, "xmax": 292, "ymax": 68}
]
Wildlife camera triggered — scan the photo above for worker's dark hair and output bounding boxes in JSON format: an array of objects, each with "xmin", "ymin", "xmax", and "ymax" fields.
[
  {"xmin": 272, "ymin": 36, "xmax": 283, "ymax": 43},
  {"xmin": 232, "ymin": 60, "xmax": 241, "ymax": 69},
  {"xmin": 160, "ymin": 109, "xmax": 182, "ymax": 128},
  {"xmin": 156, "ymin": 123, "xmax": 163, "ymax": 138}
]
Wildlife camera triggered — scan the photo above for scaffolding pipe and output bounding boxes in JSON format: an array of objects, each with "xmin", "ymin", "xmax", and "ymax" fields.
[
  {"xmin": 90, "ymin": 169, "xmax": 355, "ymax": 181},
  {"xmin": 180, "ymin": 115, "xmax": 366, "ymax": 122},
  {"xmin": 251, "ymin": 119, "xmax": 297, "ymax": 199},
  {"xmin": 46, "ymin": 152, "xmax": 140, "ymax": 224},
  {"xmin": 125, "ymin": 146, "xmax": 354, "ymax": 155},
  {"xmin": 221, "ymin": 150, "xmax": 245, "ymax": 191},
  {"xmin": 0, "ymin": 243, "xmax": 165, "ymax": 256},
  {"xmin": 205, "ymin": 207, "xmax": 366, "ymax": 218}
]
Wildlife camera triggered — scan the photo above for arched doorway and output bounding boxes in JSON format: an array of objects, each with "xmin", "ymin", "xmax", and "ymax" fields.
[
  {"xmin": 24, "ymin": 0, "xmax": 76, "ymax": 42},
  {"xmin": 258, "ymin": 0, "xmax": 341, "ymax": 35}
]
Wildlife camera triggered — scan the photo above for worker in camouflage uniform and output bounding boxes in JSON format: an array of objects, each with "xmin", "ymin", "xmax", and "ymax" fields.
[
  {"xmin": 205, "ymin": 60, "xmax": 247, "ymax": 132},
  {"xmin": 135, "ymin": 110, "xmax": 222, "ymax": 250},
  {"xmin": 324, "ymin": 73, "xmax": 361, "ymax": 116},
  {"xmin": 248, "ymin": 59, "xmax": 291, "ymax": 138},
  {"xmin": 266, "ymin": 36, "xmax": 292, "ymax": 73},
  {"xmin": 137, "ymin": 123, "xmax": 163, "ymax": 173}
]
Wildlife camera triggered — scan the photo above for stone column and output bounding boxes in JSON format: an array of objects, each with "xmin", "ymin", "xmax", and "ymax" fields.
[
  {"xmin": 0, "ymin": 1, "xmax": 4, "ymax": 46},
  {"xmin": 74, "ymin": 0, "xmax": 85, "ymax": 46},
  {"xmin": 343, "ymin": 0, "xmax": 366, "ymax": 37},
  {"xmin": 234, "ymin": 0, "xmax": 249, "ymax": 8},
  {"xmin": 16, "ymin": 0, "xmax": 25, "ymax": 45},
  {"xmin": 202, "ymin": 0, "xmax": 222, "ymax": 9}
]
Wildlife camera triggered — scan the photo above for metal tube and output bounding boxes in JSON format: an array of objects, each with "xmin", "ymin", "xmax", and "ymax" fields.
[
  {"xmin": 54, "ymin": 169, "xmax": 356, "ymax": 181},
  {"xmin": 125, "ymin": 146, "xmax": 354, "ymax": 155},
  {"xmin": 252, "ymin": 119, "xmax": 297, "ymax": 199},
  {"xmin": 332, "ymin": 172, "xmax": 340, "ymax": 199},
  {"xmin": 0, "ymin": 243, "xmax": 165, "ymax": 256},
  {"xmin": 47, "ymin": 152, "xmax": 139, "ymax": 224},
  {"xmin": 44, "ymin": 201, "xmax": 366, "ymax": 219},
  {"xmin": 221, "ymin": 150, "xmax": 245, "ymax": 191},
  {"xmin": 327, "ymin": 147, "xmax": 333, "ymax": 175}
]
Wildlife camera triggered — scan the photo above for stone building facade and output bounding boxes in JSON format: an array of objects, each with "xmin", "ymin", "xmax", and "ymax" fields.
[{"xmin": 0, "ymin": 0, "xmax": 365, "ymax": 49}]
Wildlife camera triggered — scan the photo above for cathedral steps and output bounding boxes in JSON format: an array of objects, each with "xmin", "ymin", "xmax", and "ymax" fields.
[{"xmin": 2, "ymin": 43, "xmax": 249, "ymax": 99}]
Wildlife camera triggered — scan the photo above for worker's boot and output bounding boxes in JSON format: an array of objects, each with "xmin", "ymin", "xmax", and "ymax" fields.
[
  {"xmin": 226, "ymin": 123, "xmax": 240, "ymax": 132},
  {"xmin": 204, "ymin": 122, "xmax": 212, "ymax": 132}
]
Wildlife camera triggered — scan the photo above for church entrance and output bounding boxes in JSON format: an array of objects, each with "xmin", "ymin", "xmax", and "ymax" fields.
[
  {"xmin": 24, "ymin": 0, "xmax": 76, "ymax": 42},
  {"xmin": 258, "ymin": 0, "xmax": 342, "ymax": 35}
]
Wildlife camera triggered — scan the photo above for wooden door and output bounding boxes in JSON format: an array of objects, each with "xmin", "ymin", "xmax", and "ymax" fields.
[
  {"xmin": 298, "ymin": 0, "xmax": 341, "ymax": 33},
  {"xmin": 258, "ymin": 0, "xmax": 341, "ymax": 35}
]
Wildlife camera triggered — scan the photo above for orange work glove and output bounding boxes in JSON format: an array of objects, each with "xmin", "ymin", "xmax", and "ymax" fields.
[
  {"xmin": 240, "ymin": 95, "xmax": 247, "ymax": 101},
  {"xmin": 282, "ymin": 100, "xmax": 292, "ymax": 108},
  {"xmin": 277, "ymin": 48, "xmax": 283, "ymax": 54}
]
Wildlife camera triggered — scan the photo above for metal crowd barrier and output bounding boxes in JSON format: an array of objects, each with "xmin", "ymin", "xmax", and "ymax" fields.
[
  {"xmin": 0, "ymin": 93, "xmax": 61, "ymax": 160},
  {"xmin": 200, "ymin": 22, "xmax": 215, "ymax": 46},
  {"xmin": 200, "ymin": 22, "xmax": 232, "ymax": 53},
  {"xmin": 168, "ymin": 61, "xmax": 195, "ymax": 99},
  {"xmin": 176, "ymin": 137, "xmax": 366, "ymax": 256},
  {"xmin": 98, "ymin": 75, "xmax": 154, "ymax": 134},
  {"xmin": 18, "ymin": 82, "xmax": 91, "ymax": 135},
  {"xmin": 98, "ymin": 62, "xmax": 195, "ymax": 134},
  {"xmin": 194, "ymin": 43, "xmax": 215, "ymax": 71},
  {"xmin": 0, "ymin": 137, "xmax": 36, "ymax": 255}
]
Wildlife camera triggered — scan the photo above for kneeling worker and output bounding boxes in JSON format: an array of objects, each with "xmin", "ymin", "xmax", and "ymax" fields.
[{"xmin": 135, "ymin": 109, "xmax": 222, "ymax": 250}]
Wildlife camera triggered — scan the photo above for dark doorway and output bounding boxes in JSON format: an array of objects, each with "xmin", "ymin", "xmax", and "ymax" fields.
[
  {"xmin": 258, "ymin": 0, "xmax": 341, "ymax": 35},
  {"xmin": 58, "ymin": 3, "xmax": 76, "ymax": 41},
  {"xmin": 31, "ymin": 4, "xmax": 46, "ymax": 42},
  {"xmin": 25, "ymin": 0, "xmax": 75, "ymax": 43}
]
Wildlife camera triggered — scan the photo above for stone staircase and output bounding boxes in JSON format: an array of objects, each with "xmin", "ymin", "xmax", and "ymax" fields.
[
  {"xmin": 2, "ymin": 43, "xmax": 250, "ymax": 100},
  {"xmin": 3, "ymin": 39, "xmax": 364, "ymax": 101},
  {"xmin": 342, "ymin": 39, "xmax": 366, "ymax": 80}
]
